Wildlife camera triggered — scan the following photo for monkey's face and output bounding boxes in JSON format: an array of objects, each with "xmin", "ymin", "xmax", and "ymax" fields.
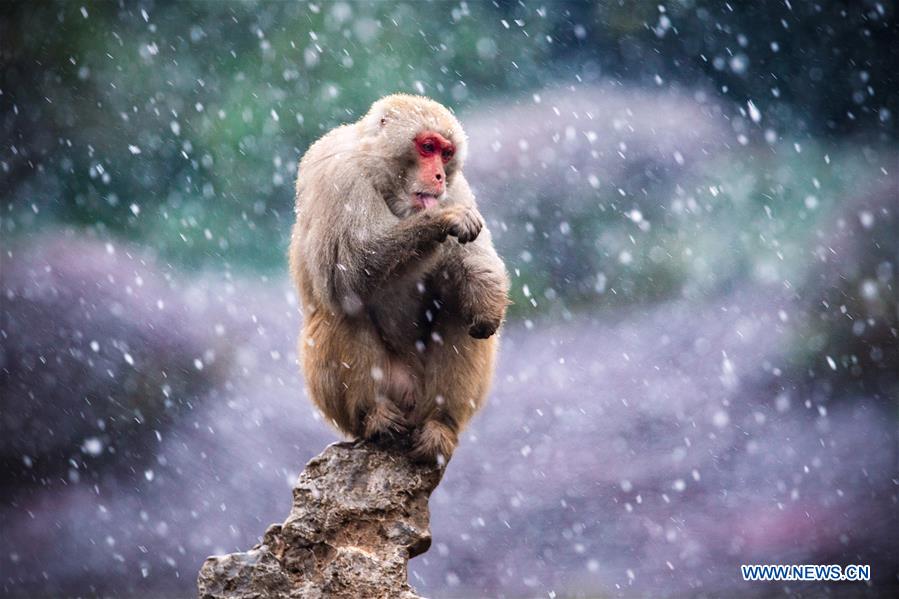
[
  {"xmin": 380, "ymin": 127, "xmax": 460, "ymax": 219},
  {"xmin": 408, "ymin": 131, "xmax": 454, "ymax": 210}
]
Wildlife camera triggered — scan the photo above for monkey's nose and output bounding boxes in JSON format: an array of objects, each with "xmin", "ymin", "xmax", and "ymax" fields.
[{"xmin": 435, "ymin": 173, "xmax": 442, "ymax": 181}]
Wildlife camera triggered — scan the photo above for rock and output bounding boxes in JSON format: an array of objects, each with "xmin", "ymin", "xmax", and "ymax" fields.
[
  {"xmin": 197, "ymin": 441, "xmax": 443, "ymax": 599},
  {"xmin": 797, "ymin": 175, "xmax": 899, "ymax": 395},
  {"xmin": 464, "ymin": 84, "xmax": 730, "ymax": 217},
  {"xmin": 461, "ymin": 85, "xmax": 732, "ymax": 306},
  {"xmin": 0, "ymin": 232, "xmax": 220, "ymax": 480}
]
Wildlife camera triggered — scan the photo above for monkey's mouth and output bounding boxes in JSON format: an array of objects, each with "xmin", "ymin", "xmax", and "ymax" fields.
[{"xmin": 412, "ymin": 192, "xmax": 440, "ymax": 210}]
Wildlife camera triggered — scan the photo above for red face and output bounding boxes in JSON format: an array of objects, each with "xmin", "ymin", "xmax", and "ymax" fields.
[{"xmin": 411, "ymin": 131, "xmax": 455, "ymax": 210}]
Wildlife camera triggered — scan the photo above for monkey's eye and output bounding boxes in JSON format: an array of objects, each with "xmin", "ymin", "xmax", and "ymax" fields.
[
  {"xmin": 421, "ymin": 141, "xmax": 436, "ymax": 154},
  {"xmin": 441, "ymin": 148, "xmax": 454, "ymax": 162}
]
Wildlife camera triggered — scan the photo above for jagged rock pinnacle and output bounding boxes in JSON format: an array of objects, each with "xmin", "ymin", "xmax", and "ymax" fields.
[{"xmin": 198, "ymin": 441, "xmax": 443, "ymax": 598}]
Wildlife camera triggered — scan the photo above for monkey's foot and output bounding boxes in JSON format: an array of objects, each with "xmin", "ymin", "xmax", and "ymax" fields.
[
  {"xmin": 363, "ymin": 399, "xmax": 410, "ymax": 439},
  {"xmin": 410, "ymin": 420, "xmax": 458, "ymax": 465},
  {"xmin": 469, "ymin": 315, "xmax": 501, "ymax": 339}
]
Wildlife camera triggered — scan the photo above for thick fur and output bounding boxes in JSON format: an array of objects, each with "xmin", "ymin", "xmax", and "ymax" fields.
[{"xmin": 289, "ymin": 94, "xmax": 509, "ymax": 462}]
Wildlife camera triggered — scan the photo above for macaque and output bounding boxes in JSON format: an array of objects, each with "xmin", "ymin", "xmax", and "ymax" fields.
[{"xmin": 289, "ymin": 94, "xmax": 509, "ymax": 463}]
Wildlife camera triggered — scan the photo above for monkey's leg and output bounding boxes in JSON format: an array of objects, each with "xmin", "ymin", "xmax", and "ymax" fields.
[
  {"xmin": 410, "ymin": 330, "xmax": 498, "ymax": 463},
  {"xmin": 440, "ymin": 233, "xmax": 510, "ymax": 340},
  {"xmin": 363, "ymin": 354, "xmax": 420, "ymax": 440},
  {"xmin": 383, "ymin": 354, "xmax": 419, "ymax": 413},
  {"xmin": 301, "ymin": 313, "xmax": 411, "ymax": 440}
]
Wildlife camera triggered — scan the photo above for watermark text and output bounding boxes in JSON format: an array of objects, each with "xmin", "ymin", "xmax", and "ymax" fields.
[{"xmin": 741, "ymin": 564, "xmax": 870, "ymax": 582}]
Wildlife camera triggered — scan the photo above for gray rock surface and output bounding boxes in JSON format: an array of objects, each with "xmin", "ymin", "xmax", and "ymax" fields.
[{"xmin": 197, "ymin": 441, "xmax": 442, "ymax": 599}]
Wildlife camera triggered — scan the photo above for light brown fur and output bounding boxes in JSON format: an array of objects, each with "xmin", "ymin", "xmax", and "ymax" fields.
[{"xmin": 289, "ymin": 94, "xmax": 509, "ymax": 463}]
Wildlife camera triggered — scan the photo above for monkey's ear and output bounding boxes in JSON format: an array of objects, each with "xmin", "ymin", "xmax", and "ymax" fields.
[{"xmin": 360, "ymin": 110, "xmax": 387, "ymax": 138}]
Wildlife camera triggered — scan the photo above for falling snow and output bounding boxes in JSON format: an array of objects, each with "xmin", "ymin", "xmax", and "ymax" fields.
[{"xmin": 1, "ymin": 1, "xmax": 897, "ymax": 597}]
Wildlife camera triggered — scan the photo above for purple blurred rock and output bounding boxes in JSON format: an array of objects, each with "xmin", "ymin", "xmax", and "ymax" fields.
[
  {"xmin": 3, "ymin": 274, "xmax": 896, "ymax": 597},
  {"xmin": 464, "ymin": 83, "xmax": 731, "ymax": 216},
  {"xmin": 796, "ymin": 175, "xmax": 899, "ymax": 395},
  {"xmin": 0, "ymin": 232, "xmax": 219, "ymax": 478},
  {"xmin": 461, "ymin": 84, "xmax": 733, "ymax": 303}
]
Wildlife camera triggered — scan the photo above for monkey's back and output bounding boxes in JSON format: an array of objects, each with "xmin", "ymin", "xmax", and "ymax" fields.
[
  {"xmin": 289, "ymin": 123, "xmax": 358, "ymax": 309},
  {"xmin": 290, "ymin": 122, "xmax": 404, "ymax": 435}
]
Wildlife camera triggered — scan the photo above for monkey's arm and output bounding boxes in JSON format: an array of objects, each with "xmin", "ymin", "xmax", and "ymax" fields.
[
  {"xmin": 435, "ymin": 174, "xmax": 509, "ymax": 337},
  {"xmin": 330, "ymin": 204, "xmax": 479, "ymax": 309}
]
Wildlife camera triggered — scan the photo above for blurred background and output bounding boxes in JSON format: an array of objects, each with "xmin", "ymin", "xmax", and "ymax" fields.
[{"xmin": 1, "ymin": 1, "xmax": 897, "ymax": 597}]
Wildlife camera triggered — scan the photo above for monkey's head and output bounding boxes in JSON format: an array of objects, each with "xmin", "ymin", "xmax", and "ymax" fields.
[{"xmin": 359, "ymin": 94, "xmax": 468, "ymax": 218}]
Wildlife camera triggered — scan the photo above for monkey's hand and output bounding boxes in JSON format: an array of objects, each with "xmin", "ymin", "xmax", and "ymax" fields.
[{"xmin": 438, "ymin": 204, "xmax": 484, "ymax": 244}]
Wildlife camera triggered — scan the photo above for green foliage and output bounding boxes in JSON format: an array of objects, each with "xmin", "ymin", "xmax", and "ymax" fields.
[
  {"xmin": 2, "ymin": 1, "xmax": 558, "ymax": 269},
  {"xmin": 2, "ymin": 0, "xmax": 896, "ymax": 295}
]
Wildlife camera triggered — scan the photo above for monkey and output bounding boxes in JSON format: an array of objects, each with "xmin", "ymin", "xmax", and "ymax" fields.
[{"xmin": 288, "ymin": 94, "xmax": 509, "ymax": 463}]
